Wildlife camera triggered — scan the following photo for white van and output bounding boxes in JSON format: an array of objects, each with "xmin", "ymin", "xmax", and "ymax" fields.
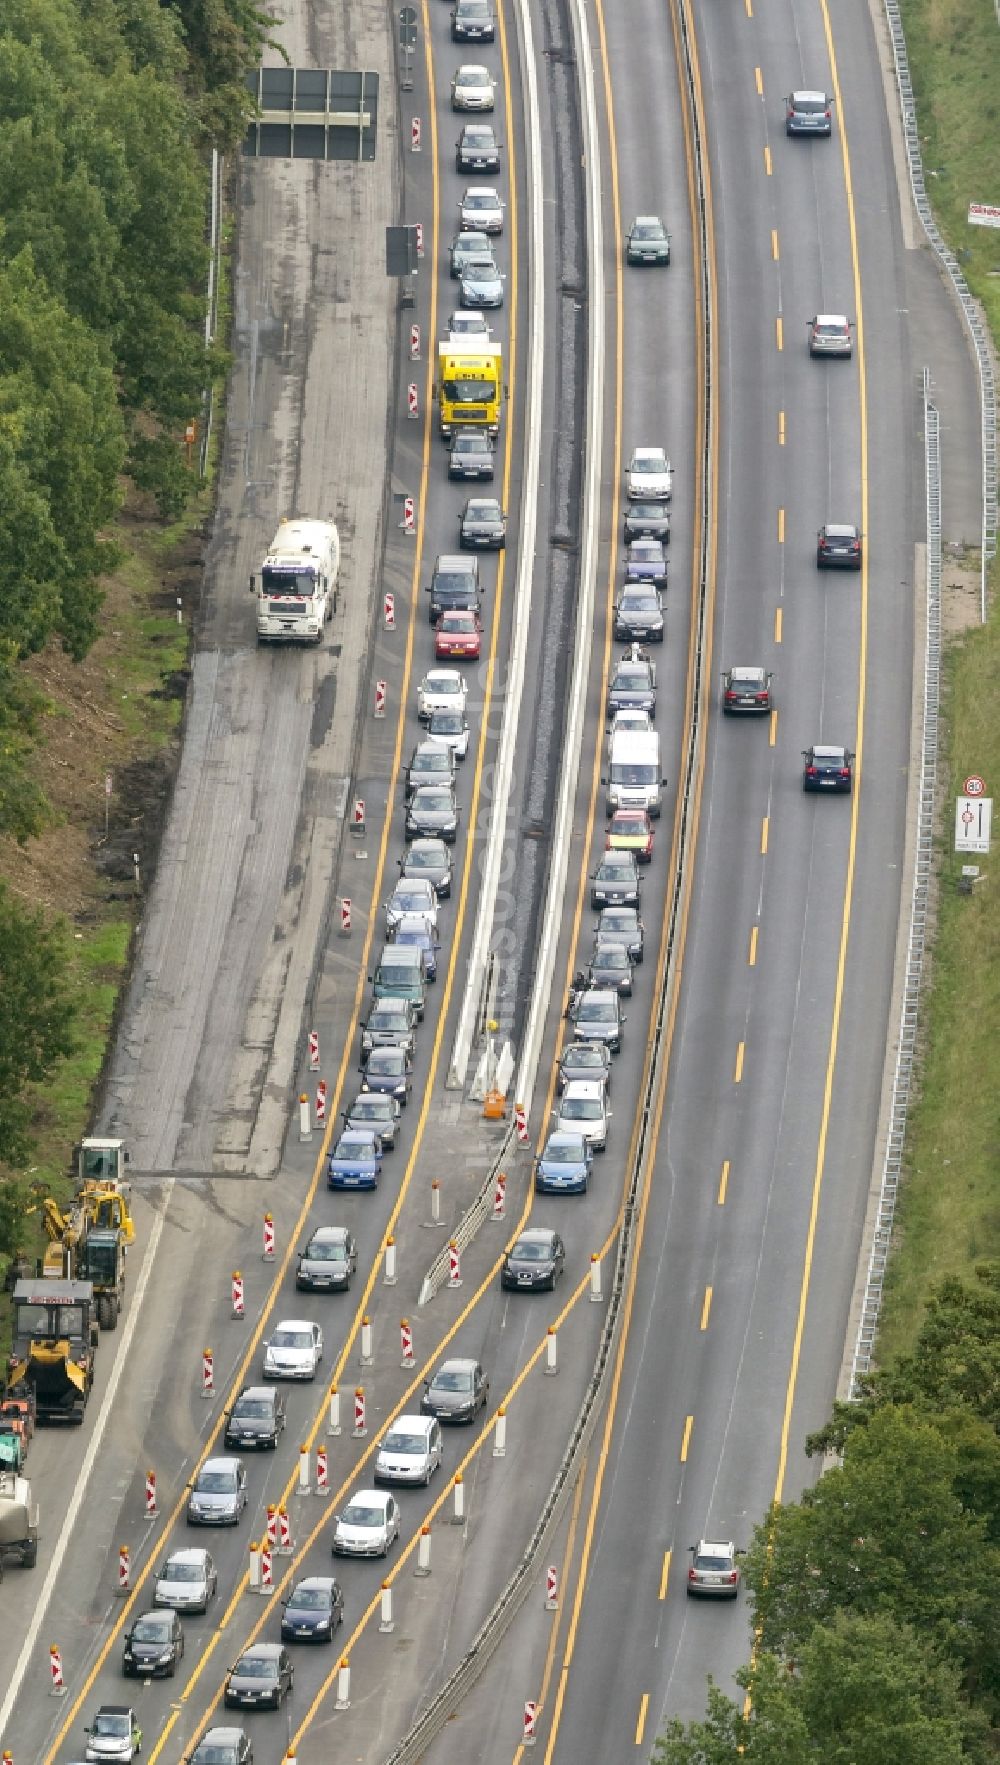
[
  {"xmin": 251, "ymin": 517, "xmax": 340, "ymax": 645},
  {"xmin": 606, "ymin": 729, "xmax": 663, "ymax": 817}
]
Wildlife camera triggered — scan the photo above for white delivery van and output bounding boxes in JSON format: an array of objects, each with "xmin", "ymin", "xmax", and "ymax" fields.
[
  {"xmin": 251, "ymin": 517, "xmax": 340, "ymax": 644},
  {"xmin": 606, "ymin": 728, "xmax": 664, "ymax": 817}
]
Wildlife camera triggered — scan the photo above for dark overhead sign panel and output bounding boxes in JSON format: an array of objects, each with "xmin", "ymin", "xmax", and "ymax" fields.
[{"xmin": 244, "ymin": 68, "xmax": 379, "ymax": 161}]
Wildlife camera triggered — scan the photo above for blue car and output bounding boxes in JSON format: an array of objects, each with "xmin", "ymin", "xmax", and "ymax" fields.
[
  {"xmin": 327, "ymin": 1129, "xmax": 383, "ymax": 1191},
  {"xmin": 359, "ymin": 1045, "xmax": 413, "ymax": 1105},
  {"xmin": 624, "ymin": 539, "xmax": 667, "ymax": 587},
  {"xmin": 392, "ymin": 921, "xmax": 440, "ymax": 981},
  {"xmin": 535, "ymin": 1131, "xmax": 592, "ymax": 1195}
]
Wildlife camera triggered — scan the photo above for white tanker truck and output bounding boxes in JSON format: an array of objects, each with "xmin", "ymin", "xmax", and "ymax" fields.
[{"xmin": 0, "ymin": 1469, "xmax": 38, "ymax": 1576}]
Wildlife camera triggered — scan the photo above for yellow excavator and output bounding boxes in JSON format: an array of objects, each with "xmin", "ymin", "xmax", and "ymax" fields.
[{"xmin": 36, "ymin": 1139, "xmax": 134, "ymax": 1331}]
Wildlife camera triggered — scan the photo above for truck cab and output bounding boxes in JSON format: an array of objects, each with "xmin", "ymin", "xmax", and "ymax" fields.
[
  {"xmin": 251, "ymin": 517, "xmax": 340, "ymax": 645},
  {"xmin": 9, "ymin": 1279, "xmax": 97, "ymax": 1423}
]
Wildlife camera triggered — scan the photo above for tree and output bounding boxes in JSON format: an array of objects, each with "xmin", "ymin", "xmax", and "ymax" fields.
[
  {"xmin": 651, "ymin": 1657, "xmax": 810, "ymax": 1765},
  {"xmin": 0, "ymin": 883, "xmax": 76, "ymax": 1172}
]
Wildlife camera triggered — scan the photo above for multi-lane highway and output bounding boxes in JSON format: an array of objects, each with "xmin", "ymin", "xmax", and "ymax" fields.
[{"xmin": 0, "ymin": 0, "xmax": 984, "ymax": 1754}]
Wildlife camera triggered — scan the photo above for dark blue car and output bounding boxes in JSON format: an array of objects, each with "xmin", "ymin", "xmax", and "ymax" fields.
[
  {"xmin": 327, "ymin": 1129, "xmax": 383, "ymax": 1191},
  {"xmin": 280, "ymin": 1576, "xmax": 344, "ymax": 1643}
]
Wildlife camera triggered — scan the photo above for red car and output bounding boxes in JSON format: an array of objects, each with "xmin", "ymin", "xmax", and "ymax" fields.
[
  {"xmin": 606, "ymin": 808, "xmax": 654, "ymax": 863},
  {"xmin": 435, "ymin": 609, "xmax": 483, "ymax": 659}
]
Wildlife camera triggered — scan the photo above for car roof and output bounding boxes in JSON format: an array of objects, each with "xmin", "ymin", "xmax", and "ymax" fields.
[
  {"xmin": 384, "ymin": 1412, "xmax": 436, "ymax": 1434},
  {"xmin": 514, "ymin": 1227, "xmax": 560, "ymax": 1245},
  {"xmin": 456, "ymin": 61, "xmax": 490, "ymax": 73},
  {"xmin": 696, "ymin": 1537, "xmax": 734, "ymax": 1555},
  {"xmin": 823, "ymin": 522, "xmax": 858, "ymax": 535},
  {"xmin": 236, "ymin": 1385, "xmax": 274, "ymax": 1401},
  {"xmin": 274, "ymin": 1318, "xmax": 315, "ymax": 1331},
  {"xmin": 791, "ymin": 88, "xmax": 826, "ymax": 102},
  {"xmin": 96, "ymin": 1704, "xmax": 135, "ymax": 1715},
  {"xmin": 437, "ymin": 1356, "xmax": 479, "ymax": 1373},
  {"xmin": 202, "ymin": 1456, "xmax": 241, "ymax": 1473},
  {"xmin": 633, "ymin": 214, "xmax": 663, "ymax": 225},
  {"xmin": 290, "ymin": 1575, "xmax": 339, "ymax": 1592},
  {"xmin": 815, "ymin": 313, "xmax": 848, "ymax": 326},
  {"xmin": 544, "ymin": 1130, "xmax": 589, "ymax": 1151},
  {"xmin": 307, "ymin": 1225, "xmax": 351, "ymax": 1242},
  {"xmin": 812, "ymin": 744, "xmax": 847, "ymax": 759},
  {"xmin": 238, "ymin": 1642, "xmax": 284, "ymax": 1660},
  {"xmin": 425, "ymin": 668, "xmax": 463, "ymax": 682},
  {"xmin": 729, "ymin": 665, "xmax": 765, "ymax": 681},
  {"xmin": 561, "ymin": 1079, "xmax": 608, "ymax": 1100},
  {"xmin": 345, "ymin": 1486, "xmax": 391, "ymax": 1504},
  {"xmin": 162, "ymin": 1547, "xmax": 211, "ymax": 1566}
]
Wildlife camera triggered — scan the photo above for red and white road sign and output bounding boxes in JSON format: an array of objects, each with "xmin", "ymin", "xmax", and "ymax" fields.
[
  {"xmin": 145, "ymin": 1469, "xmax": 158, "ymax": 1518},
  {"xmin": 514, "ymin": 1103, "xmax": 529, "ymax": 1145},
  {"xmin": 308, "ymin": 1029, "xmax": 320, "ymax": 1071},
  {"xmin": 277, "ymin": 1506, "xmax": 292, "ymax": 1553},
  {"xmin": 262, "ymin": 1212, "xmax": 276, "ymax": 1261},
  {"xmin": 409, "ymin": 323, "xmax": 421, "ymax": 361},
  {"xmin": 491, "ymin": 1171, "xmax": 506, "ymax": 1221},
  {"xmin": 260, "ymin": 1543, "xmax": 273, "ymax": 1589},
  {"xmin": 407, "ymin": 382, "xmax": 419, "ymax": 420},
  {"xmin": 411, "ymin": 116, "xmax": 421, "ymax": 152},
  {"xmin": 49, "ymin": 1646, "xmax": 65, "ymax": 1696},
  {"xmin": 545, "ymin": 1563, "xmax": 558, "ymax": 1608},
  {"xmin": 375, "ymin": 678, "xmax": 388, "ymax": 717},
  {"xmin": 400, "ymin": 1317, "xmax": 414, "ymax": 1367},
  {"xmin": 231, "ymin": 1271, "xmax": 245, "ymax": 1319},
  {"xmin": 315, "ymin": 1080, "xmax": 328, "ymax": 1125},
  {"xmin": 354, "ymin": 1387, "xmax": 367, "ymax": 1436},
  {"xmin": 402, "ymin": 496, "xmax": 416, "ymax": 535},
  {"xmin": 118, "ymin": 1545, "xmax": 130, "ymax": 1591},
  {"xmin": 266, "ymin": 1504, "xmax": 278, "ymax": 1548},
  {"xmin": 384, "ymin": 591, "xmax": 396, "ymax": 630},
  {"xmin": 964, "ymin": 774, "xmax": 986, "ymax": 797},
  {"xmin": 353, "ymin": 797, "xmax": 366, "ymax": 832},
  {"xmin": 523, "ymin": 1702, "xmax": 538, "ymax": 1744},
  {"xmin": 448, "ymin": 1239, "xmax": 462, "ymax": 1288},
  {"xmin": 201, "ymin": 1348, "xmax": 214, "ymax": 1397},
  {"xmin": 415, "ymin": 221, "xmax": 424, "ymax": 257},
  {"xmin": 316, "ymin": 1445, "xmax": 329, "ymax": 1494},
  {"xmin": 340, "ymin": 897, "xmax": 352, "ymax": 934}
]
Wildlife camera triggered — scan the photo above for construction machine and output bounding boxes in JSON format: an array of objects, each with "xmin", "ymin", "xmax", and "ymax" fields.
[
  {"xmin": 36, "ymin": 1138, "xmax": 134, "ymax": 1330},
  {"xmin": 8, "ymin": 1279, "xmax": 97, "ymax": 1424}
]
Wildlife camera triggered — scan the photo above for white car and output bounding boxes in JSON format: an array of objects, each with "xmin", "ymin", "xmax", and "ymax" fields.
[
  {"xmin": 445, "ymin": 309, "xmax": 492, "ymax": 342},
  {"xmin": 460, "ymin": 185, "xmax": 504, "ymax": 234},
  {"xmin": 553, "ymin": 1078, "xmax": 610, "ymax": 1151},
  {"xmin": 451, "ymin": 64, "xmax": 496, "ymax": 110},
  {"xmin": 386, "ymin": 876, "xmax": 438, "ymax": 932},
  {"xmin": 418, "ymin": 669, "xmax": 469, "ymax": 720},
  {"xmin": 627, "ymin": 446, "xmax": 673, "ymax": 501},
  {"xmin": 332, "ymin": 1489, "xmax": 401, "ymax": 1557},
  {"xmin": 609, "ymin": 707, "xmax": 653, "ymax": 736},
  {"xmin": 263, "ymin": 1320, "xmax": 323, "ymax": 1380},
  {"xmin": 375, "ymin": 1415, "xmax": 444, "ymax": 1486},
  {"xmin": 153, "ymin": 1547, "xmax": 217, "ymax": 1613},
  {"xmin": 427, "ymin": 706, "xmax": 471, "ymax": 759}
]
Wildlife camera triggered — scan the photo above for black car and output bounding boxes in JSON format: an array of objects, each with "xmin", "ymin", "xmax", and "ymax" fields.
[
  {"xmin": 722, "ymin": 666, "xmax": 772, "ymax": 714},
  {"xmin": 451, "ymin": 0, "xmax": 495, "ymax": 40},
  {"xmin": 590, "ymin": 850, "xmax": 640, "ymax": 908},
  {"xmin": 623, "ymin": 500, "xmax": 671, "ymax": 544},
  {"xmin": 557, "ymin": 1040, "xmax": 612, "ymax": 1092},
  {"xmin": 802, "ymin": 744, "xmax": 854, "ymax": 792},
  {"xmin": 607, "ymin": 656, "xmax": 656, "ymax": 718},
  {"xmin": 359, "ymin": 1044, "xmax": 413, "ymax": 1102},
  {"xmin": 405, "ymin": 785, "xmax": 459, "ymax": 844},
  {"xmin": 122, "ymin": 1609, "xmax": 184, "ymax": 1678},
  {"xmin": 426, "ymin": 556, "xmax": 480, "ymax": 624},
  {"xmin": 360, "ymin": 1000, "xmax": 417, "ymax": 1058},
  {"xmin": 501, "ymin": 1228, "xmax": 566, "ymax": 1291},
  {"xmin": 188, "ymin": 1729, "xmax": 253, "ymax": 1765},
  {"xmin": 296, "ymin": 1226, "xmax": 358, "ymax": 1293},
  {"xmin": 460, "ymin": 496, "xmax": 506, "ymax": 548},
  {"xmin": 586, "ymin": 940, "xmax": 633, "ymax": 996},
  {"xmin": 280, "ymin": 1576, "xmax": 344, "ymax": 1644},
  {"xmin": 449, "ymin": 427, "xmax": 495, "ymax": 479},
  {"xmin": 421, "ymin": 1357, "xmax": 489, "ymax": 1423},
  {"xmin": 224, "ymin": 1644, "xmax": 293, "ymax": 1710},
  {"xmin": 224, "ymin": 1387, "xmax": 285, "ymax": 1451},
  {"xmin": 816, "ymin": 523, "xmax": 862, "ymax": 569},
  {"xmin": 595, "ymin": 905, "xmax": 644, "ymax": 963},
  {"xmin": 401, "ymin": 837, "xmax": 454, "ymax": 897},
  {"xmin": 405, "ymin": 740, "xmax": 456, "ymax": 800},
  {"xmin": 785, "ymin": 89, "xmax": 832, "ymax": 135},
  {"xmin": 455, "ymin": 123, "xmax": 500, "ymax": 172},
  {"xmin": 614, "ymin": 587, "xmax": 663, "ymax": 644}
]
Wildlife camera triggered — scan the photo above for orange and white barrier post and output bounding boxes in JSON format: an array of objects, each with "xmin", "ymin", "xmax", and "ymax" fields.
[
  {"xmin": 590, "ymin": 1251, "xmax": 602, "ymax": 1302},
  {"xmin": 231, "ymin": 1270, "xmax": 245, "ymax": 1319},
  {"xmin": 353, "ymin": 1386, "xmax": 366, "ymax": 1438},
  {"xmin": 49, "ymin": 1645, "xmax": 65, "ymax": 1697},
  {"xmin": 117, "ymin": 1545, "xmax": 130, "ymax": 1593},
  {"xmin": 379, "ymin": 1580, "xmax": 394, "ymax": 1633},
  {"xmin": 316, "ymin": 1445, "xmax": 329, "ymax": 1496},
  {"xmin": 452, "ymin": 1473, "xmax": 465, "ymax": 1525},
  {"xmin": 400, "ymin": 1317, "xmax": 414, "ymax": 1369},
  {"xmin": 448, "ymin": 1239, "xmax": 462, "ymax": 1288},
  {"xmin": 493, "ymin": 1405, "xmax": 507, "ymax": 1458},
  {"xmin": 415, "ymin": 1523, "xmax": 432, "ymax": 1577},
  {"xmin": 427, "ymin": 1178, "xmax": 442, "ymax": 1227},
  {"xmin": 407, "ymin": 383, "xmax": 419, "ymax": 421},
  {"xmin": 249, "ymin": 1540, "xmax": 261, "ymax": 1592},
  {"xmin": 298, "ymin": 1092, "xmax": 312, "ymax": 1142},
  {"xmin": 384, "ymin": 1234, "xmax": 397, "ymax": 1286},
  {"xmin": 545, "ymin": 1326, "xmax": 558, "ymax": 1377},
  {"xmin": 523, "ymin": 1701, "xmax": 539, "ymax": 1746},
  {"xmin": 278, "ymin": 1504, "xmax": 293, "ymax": 1553},
  {"xmin": 315, "ymin": 1080, "xmax": 328, "ymax": 1125},
  {"xmin": 260, "ymin": 1542, "xmax": 273, "ymax": 1591},
  {"xmin": 514, "ymin": 1102, "xmax": 529, "ymax": 1145},
  {"xmin": 327, "ymin": 1383, "xmax": 341, "ymax": 1436},
  {"xmin": 384, "ymin": 591, "xmax": 396, "ymax": 629},
  {"xmin": 491, "ymin": 1170, "xmax": 506, "ymax": 1221},
  {"xmin": 297, "ymin": 1447, "xmax": 310, "ymax": 1497},
  {"xmin": 361, "ymin": 1316, "xmax": 373, "ymax": 1367},
  {"xmin": 336, "ymin": 1656, "xmax": 351, "ymax": 1711},
  {"xmin": 201, "ymin": 1347, "xmax": 214, "ymax": 1399},
  {"xmin": 308, "ymin": 1029, "xmax": 320, "ymax": 1071},
  {"xmin": 145, "ymin": 1468, "xmax": 158, "ymax": 1518},
  {"xmin": 375, "ymin": 678, "xmax": 387, "ymax": 718},
  {"xmin": 545, "ymin": 1564, "xmax": 558, "ymax": 1610},
  {"xmin": 263, "ymin": 1212, "xmax": 276, "ymax": 1261}
]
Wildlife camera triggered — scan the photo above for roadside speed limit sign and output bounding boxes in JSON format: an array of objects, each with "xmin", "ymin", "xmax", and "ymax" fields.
[{"xmin": 964, "ymin": 774, "xmax": 986, "ymax": 797}]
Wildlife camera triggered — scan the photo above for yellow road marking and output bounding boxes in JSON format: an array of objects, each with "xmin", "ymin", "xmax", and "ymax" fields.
[
  {"xmin": 769, "ymin": 707, "xmax": 777, "ymax": 746},
  {"xmin": 775, "ymin": 313, "xmax": 782, "ymax": 350},
  {"xmin": 680, "ymin": 1415, "xmax": 694, "ymax": 1462},
  {"xmin": 778, "ymin": 409, "xmax": 786, "ymax": 444},
  {"xmin": 764, "ymin": 144, "xmax": 772, "ymax": 176},
  {"xmin": 748, "ymin": 923, "xmax": 758, "ymax": 965},
  {"xmin": 777, "ymin": 506, "xmax": 784, "ymax": 543},
  {"xmin": 754, "ymin": 65, "xmax": 763, "ymax": 97},
  {"xmin": 700, "ymin": 1286, "xmax": 713, "ymax": 1330},
  {"xmin": 775, "ymin": 604, "xmax": 783, "ymax": 643},
  {"xmin": 733, "ymin": 1041, "xmax": 745, "ymax": 1083},
  {"xmin": 635, "ymin": 1693, "xmax": 650, "ymax": 1745},
  {"xmin": 771, "ymin": 228, "xmax": 779, "ymax": 260},
  {"xmin": 658, "ymin": 1549, "xmax": 671, "ymax": 1600},
  {"xmin": 717, "ymin": 1160, "xmax": 730, "ymax": 1205},
  {"xmin": 760, "ymin": 815, "xmax": 769, "ymax": 854}
]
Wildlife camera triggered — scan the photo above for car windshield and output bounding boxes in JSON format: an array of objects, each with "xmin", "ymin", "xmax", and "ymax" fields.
[
  {"xmin": 407, "ymin": 850, "xmax": 443, "ymax": 871},
  {"xmin": 630, "ymin": 502, "xmax": 663, "ymax": 517},
  {"xmin": 622, "ymin": 593, "xmax": 659, "ymax": 609},
  {"xmin": 94, "ymin": 1714, "xmax": 131, "ymax": 1736},
  {"xmin": 430, "ymin": 711, "xmax": 463, "ymax": 732},
  {"xmin": 594, "ymin": 948, "xmax": 627, "ymax": 967},
  {"xmin": 615, "ymin": 665, "xmax": 650, "ymax": 685},
  {"xmin": 305, "ymin": 1241, "xmax": 347, "ymax": 1262},
  {"xmin": 384, "ymin": 1431, "xmax": 427, "ymax": 1453},
  {"xmin": 465, "ymin": 193, "xmax": 495, "ymax": 208},
  {"xmin": 132, "ymin": 1618, "xmax": 171, "ymax": 1642},
  {"xmin": 272, "ymin": 1329, "xmax": 312, "ymax": 1349},
  {"xmin": 602, "ymin": 911, "xmax": 635, "ymax": 931},
  {"xmin": 634, "ymin": 452, "xmax": 666, "ymax": 470},
  {"xmin": 433, "ymin": 1367, "xmax": 474, "ymax": 1391},
  {"xmin": 513, "ymin": 1240, "xmax": 552, "ymax": 1261},
  {"xmin": 562, "ymin": 1098, "xmax": 602, "ymax": 1120},
  {"xmin": 236, "ymin": 1657, "xmax": 276, "ymax": 1679},
  {"xmin": 342, "ymin": 1502, "xmax": 384, "ymax": 1527},
  {"xmin": 233, "ymin": 1397, "xmax": 270, "ymax": 1418},
  {"xmin": 634, "ymin": 221, "xmax": 665, "ymax": 239},
  {"xmin": 160, "ymin": 1559, "xmax": 203, "ymax": 1582},
  {"xmin": 545, "ymin": 1141, "xmax": 583, "ymax": 1162},
  {"xmin": 369, "ymin": 1050, "xmax": 405, "ymax": 1073},
  {"xmin": 565, "ymin": 1045, "xmax": 604, "ymax": 1065},
  {"xmin": 695, "ymin": 1553, "xmax": 731, "ymax": 1571},
  {"xmin": 577, "ymin": 999, "xmax": 613, "ymax": 1023},
  {"xmin": 459, "ymin": 69, "xmax": 489, "ymax": 85},
  {"xmin": 441, "ymin": 613, "xmax": 475, "ymax": 629},
  {"xmin": 197, "ymin": 1469, "xmax": 236, "ymax": 1493},
  {"xmin": 371, "ymin": 1006, "xmax": 405, "ymax": 1025},
  {"xmin": 351, "ymin": 1097, "xmax": 386, "ymax": 1116},
  {"xmin": 288, "ymin": 1587, "xmax": 330, "ymax": 1610}
]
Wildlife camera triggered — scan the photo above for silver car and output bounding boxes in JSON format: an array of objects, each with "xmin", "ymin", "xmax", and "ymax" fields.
[
  {"xmin": 687, "ymin": 1538, "xmax": 740, "ymax": 1598},
  {"xmin": 374, "ymin": 1415, "xmax": 444, "ymax": 1486},
  {"xmin": 459, "ymin": 185, "xmax": 504, "ymax": 234},
  {"xmin": 186, "ymin": 1458, "xmax": 247, "ymax": 1527},
  {"xmin": 460, "ymin": 255, "xmax": 505, "ymax": 309},
  {"xmin": 153, "ymin": 1547, "xmax": 217, "ymax": 1613},
  {"xmin": 332, "ymin": 1490, "xmax": 401, "ymax": 1557}
]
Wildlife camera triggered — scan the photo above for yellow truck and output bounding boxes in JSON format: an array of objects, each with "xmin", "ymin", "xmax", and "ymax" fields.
[{"xmin": 436, "ymin": 343, "xmax": 503, "ymax": 437}]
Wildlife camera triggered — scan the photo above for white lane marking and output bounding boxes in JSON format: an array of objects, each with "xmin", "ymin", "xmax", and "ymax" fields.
[{"xmin": 0, "ymin": 1187, "xmax": 171, "ymax": 1739}]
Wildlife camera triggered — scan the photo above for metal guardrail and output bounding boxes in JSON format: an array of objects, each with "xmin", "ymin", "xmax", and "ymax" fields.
[
  {"xmin": 848, "ymin": 369, "xmax": 941, "ymax": 1396},
  {"xmin": 384, "ymin": 0, "xmax": 718, "ymax": 1748},
  {"xmin": 417, "ymin": 1124, "xmax": 515, "ymax": 1306},
  {"xmin": 882, "ymin": 0, "xmax": 997, "ymax": 619}
]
